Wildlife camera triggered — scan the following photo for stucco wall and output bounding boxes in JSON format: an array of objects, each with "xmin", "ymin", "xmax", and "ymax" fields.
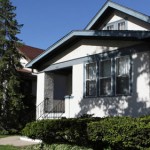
[
  {"xmin": 101, "ymin": 14, "xmax": 149, "ymax": 31},
  {"xmin": 65, "ymin": 51, "xmax": 150, "ymax": 118},
  {"xmin": 53, "ymin": 40, "xmax": 139, "ymax": 64},
  {"xmin": 36, "ymin": 73, "xmax": 45, "ymax": 106}
]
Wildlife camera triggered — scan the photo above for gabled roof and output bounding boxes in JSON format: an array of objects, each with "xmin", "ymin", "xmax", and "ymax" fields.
[
  {"xmin": 18, "ymin": 45, "xmax": 44, "ymax": 61},
  {"xmin": 26, "ymin": 30, "xmax": 150, "ymax": 68},
  {"xmin": 26, "ymin": 1, "xmax": 150, "ymax": 69},
  {"xmin": 85, "ymin": 1, "xmax": 150, "ymax": 30}
]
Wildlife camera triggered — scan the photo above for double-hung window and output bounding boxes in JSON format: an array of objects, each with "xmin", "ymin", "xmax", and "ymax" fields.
[
  {"xmin": 86, "ymin": 62, "xmax": 97, "ymax": 97},
  {"xmin": 118, "ymin": 21, "xmax": 125, "ymax": 30},
  {"xmin": 85, "ymin": 55, "xmax": 131, "ymax": 97},
  {"xmin": 116, "ymin": 56, "xmax": 130, "ymax": 95},
  {"xmin": 107, "ymin": 25, "xmax": 114, "ymax": 30},
  {"xmin": 99, "ymin": 60, "xmax": 112, "ymax": 96}
]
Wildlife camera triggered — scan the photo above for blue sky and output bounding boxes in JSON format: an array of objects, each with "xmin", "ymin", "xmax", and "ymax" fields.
[{"xmin": 11, "ymin": 0, "xmax": 150, "ymax": 50}]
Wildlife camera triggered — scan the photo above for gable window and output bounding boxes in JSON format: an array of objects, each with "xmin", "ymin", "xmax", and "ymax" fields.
[
  {"xmin": 116, "ymin": 56, "xmax": 130, "ymax": 95},
  {"xmin": 107, "ymin": 25, "xmax": 114, "ymax": 30},
  {"xmin": 100, "ymin": 60, "xmax": 112, "ymax": 96},
  {"xmin": 118, "ymin": 21, "xmax": 125, "ymax": 30},
  {"xmin": 85, "ymin": 55, "xmax": 131, "ymax": 97},
  {"xmin": 86, "ymin": 62, "xmax": 97, "ymax": 97},
  {"xmin": 105, "ymin": 20, "xmax": 127, "ymax": 30}
]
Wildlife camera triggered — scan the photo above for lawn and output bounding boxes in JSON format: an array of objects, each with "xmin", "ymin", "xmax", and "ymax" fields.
[
  {"xmin": 0, "ymin": 145, "xmax": 18, "ymax": 150},
  {"xmin": 0, "ymin": 144, "xmax": 92, "ymax": 150}
]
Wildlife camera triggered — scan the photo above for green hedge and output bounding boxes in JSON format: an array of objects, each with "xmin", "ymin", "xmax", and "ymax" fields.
[
  {"xmin": 22, "ymin": 116, "xmax": 150, "ymax": 150},
  {"xmin": 22, "ymin": 117, "xmax": 101, "ymax": 146},
  {"xmin": 88, "ymin": 116, "xmax": 150, "ymax": 150}
]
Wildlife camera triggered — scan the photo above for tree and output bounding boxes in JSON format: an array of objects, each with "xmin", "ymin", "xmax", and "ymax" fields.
[{"xmin": 0, "ymin": 0, "xmax": 24, "ymax": 130}]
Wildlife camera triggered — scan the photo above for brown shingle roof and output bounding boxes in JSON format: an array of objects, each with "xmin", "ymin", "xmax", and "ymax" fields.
[{"xmin": 18, "ymin": 45, "xmax": 44, "ymax": 61}]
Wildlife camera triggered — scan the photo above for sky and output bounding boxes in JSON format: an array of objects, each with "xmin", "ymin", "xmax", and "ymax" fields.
[{"xmin": 11, "ymin": 0, "xmax": 150, "ymax": 50}]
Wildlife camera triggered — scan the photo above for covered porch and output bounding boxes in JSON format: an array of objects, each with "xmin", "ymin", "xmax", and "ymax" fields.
[{"xmin": 37, "ymin": 67, "xmax": 72, "ymax": 119}]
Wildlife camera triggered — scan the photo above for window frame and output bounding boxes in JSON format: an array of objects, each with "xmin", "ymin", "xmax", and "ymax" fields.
[
  {"xmin": 84, "ymin": 55, "xmax": 132, "ymax": 98},
  {"xmin": 85, "ymin": 62, "xmax": 97, "ymax": 97},
  {"xmin": 115, "ymin": 55, "xmax": 132, "ymax": 96},
  {"xmin": 105, "ymin": 19, "xmax": 127, "ymax": 30},
  {"xmin": 99, "ymin": 59, "xmax": 113, "ymax": 96}
]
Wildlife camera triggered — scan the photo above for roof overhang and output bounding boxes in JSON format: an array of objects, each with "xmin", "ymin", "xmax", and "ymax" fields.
[{"xmin": 26, "ymin": 30, "xmax": 150, "ymax": 69}]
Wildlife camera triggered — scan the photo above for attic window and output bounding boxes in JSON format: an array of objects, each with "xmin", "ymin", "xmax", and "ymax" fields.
[
  {"xmin": 105, "ymin": 19, "xmax": 127, "ymax": 30},
  {"xmin": 118, "ymin": 21, "xmax": 125, "ymax": 30},
  {"xmin": 107, "ymin": 25, "xmax": 114, "ymax": 30}
]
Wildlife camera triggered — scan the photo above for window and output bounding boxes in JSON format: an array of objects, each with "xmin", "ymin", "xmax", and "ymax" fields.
[
  {"xmin": 105, "ymin": 20, "xmax": 127, "ymax": 30},
  {"xmin": 100, "ymin": 60, "xmax": 112, "ymax": 96},
  {"xmin": 118, "ymin": 21, "xmax": 125, "ymax": 30},
  {"xmin": 86, "ymin": 63, "xmax": 97, "ymax": 96},
  {"xmin": 116, "ymin": 56, "xmax": 130, "ymax": 95},
  {"xmin": 85, "ymin": 56, "xmax": 131, "ymax": 97},
  {"xmin": 107, "ymin": 25, "xmax": 114, "ymax": 30}
]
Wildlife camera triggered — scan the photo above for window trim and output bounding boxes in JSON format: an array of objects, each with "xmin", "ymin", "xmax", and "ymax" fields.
[
  {"xmin": 105, "ymin": 19, "xmax": 128, "ymax": 30},
  {"xmin": 99, "ymin": 59, "xmax": 113, "ymax": 96},
  {"xmin": 84, "ymin": 55, "xmax": 132, "ymax": 98},
  {"xmin": 115, "ymin": 56, "xmax": 131, "ymax": 96},
  {"xmin": 85, "ymin": 62, "xmax": 98, "ymax": 97}
]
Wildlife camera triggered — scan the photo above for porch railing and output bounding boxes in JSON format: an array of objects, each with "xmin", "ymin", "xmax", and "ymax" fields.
[{"xmin": 36, "ymin": 98, "xmax": 65, "ymax": 120}]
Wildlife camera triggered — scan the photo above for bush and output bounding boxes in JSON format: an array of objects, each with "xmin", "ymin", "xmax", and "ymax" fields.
[
  {"xmin": 22, "ymin": 118, "xmax": 101, "ymax": 146},
  {"xmin": 87, "ymin": 116, "xmax": 150, "ymax": 150},
  {"xmin": 22, "ymin": 116, "xmax": 150, "ymax": 150}
]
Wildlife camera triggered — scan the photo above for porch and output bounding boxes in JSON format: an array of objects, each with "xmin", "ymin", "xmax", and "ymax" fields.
[{"xmin": 36, "ymin": 67, "xmax": 72, "ymax": 119}]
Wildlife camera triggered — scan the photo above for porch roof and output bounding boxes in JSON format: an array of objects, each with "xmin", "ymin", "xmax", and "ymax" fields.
[{"xmin": 26, "ymin": 30, "xmax": 150, "ymax": 69}]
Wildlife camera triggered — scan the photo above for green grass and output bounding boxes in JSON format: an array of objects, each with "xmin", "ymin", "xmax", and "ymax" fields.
[
  {"xmin": 0, "ymin": 145, "xmax": 18, "ymax": 150},
  {"xmin": 0, "ymin": 135, "xmax": 10, "ymax": 138},
  {"xmin": 0, "ymin": 144, "xmax": 92, "ymax": 150}
]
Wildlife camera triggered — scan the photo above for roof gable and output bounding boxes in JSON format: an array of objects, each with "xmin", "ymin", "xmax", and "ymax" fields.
[{"xmin": 85, "ymin": 1, "xmax": 150, "ymax": 30}]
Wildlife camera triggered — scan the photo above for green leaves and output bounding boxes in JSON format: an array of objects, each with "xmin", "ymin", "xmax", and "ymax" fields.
[{"xmin": 0, "ymin": 0, "xmax": 24, "ymax": 131}]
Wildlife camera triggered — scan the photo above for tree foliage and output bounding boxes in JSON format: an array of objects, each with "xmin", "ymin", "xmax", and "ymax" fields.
[{"xmin": 0, "ymin": 0, "xmax": 24, "ymax": 130}]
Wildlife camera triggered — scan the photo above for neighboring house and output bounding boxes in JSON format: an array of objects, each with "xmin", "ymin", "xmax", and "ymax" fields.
[
  {"xmin": 18, "ymin": 44, "xmax": 43, "ymax": 102},
  {"xmin": 27, "ymin": 1, "xmax": 150, "ymax": 119}
]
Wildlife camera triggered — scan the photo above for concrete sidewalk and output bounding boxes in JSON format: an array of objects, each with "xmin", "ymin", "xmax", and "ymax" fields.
[{"xmin": 0, "ymin": 136, "xmax": 41, "ymax": 147}]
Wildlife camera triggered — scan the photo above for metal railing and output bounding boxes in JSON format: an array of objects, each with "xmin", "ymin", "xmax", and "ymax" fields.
[{"xmin": 36, "ymin": 98, "xmax": 65, "ymax": 120}]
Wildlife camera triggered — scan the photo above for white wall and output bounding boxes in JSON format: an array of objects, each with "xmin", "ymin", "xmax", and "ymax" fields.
[
  {"xmin": 65, "ymin": 64, "xmax": 84, "ymax": 118},
  {"xmin": 36, "ymin": 73, "xmax": 45, "ymax": 105},
  {"xmin": 54, "ymin": 40, "xmax": 139, "ymax": 64},
  {"xmin": 101, "ymin": 14, "xmax": 149, "ymax": 31},
  {"xmin": 65, "ymin": 51, "xmax": 150, "ymax": 118}
]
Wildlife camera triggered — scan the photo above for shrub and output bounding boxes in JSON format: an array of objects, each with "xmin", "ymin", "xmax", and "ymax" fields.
[
  {"xmin": 22, "ymin": 116, "xmax": 150, "ymax": 150},
  {"xmin": 22, "ymin": 118, "xmax": 101, "ymax": 146},
  {"xmin": 87, "ymin": 116, "xmax": 150, "ymax": 150}
]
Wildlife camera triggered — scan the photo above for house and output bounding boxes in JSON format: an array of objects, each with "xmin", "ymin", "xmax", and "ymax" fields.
[
  {"xmin": 18, "ymin": 44, "xmax": 44, "ymax": 98},
  {"xmin": 26, "ymin": 1, "xmax": 150, "ymax": 119}
]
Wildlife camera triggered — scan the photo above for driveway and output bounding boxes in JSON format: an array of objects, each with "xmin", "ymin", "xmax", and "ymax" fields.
[{"xmin": 0, "ymin": 136, "xmax": 41, "ymax": 147}]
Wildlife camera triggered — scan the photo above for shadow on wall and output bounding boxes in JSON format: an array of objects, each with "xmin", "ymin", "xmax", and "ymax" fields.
[{"xmin": 77, "ymin": 44, "xmax": 150, "ymax": 117}]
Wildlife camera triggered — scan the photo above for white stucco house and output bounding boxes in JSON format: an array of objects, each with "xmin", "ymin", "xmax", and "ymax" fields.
[{"xmin": 26, "ymin": 1, "xmax": 150, "ymax": 119}]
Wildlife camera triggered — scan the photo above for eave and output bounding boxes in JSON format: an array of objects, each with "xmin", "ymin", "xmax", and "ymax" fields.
[{"xmin": 26, "ymin": 30, "xmax": 150, "ymax": 69}]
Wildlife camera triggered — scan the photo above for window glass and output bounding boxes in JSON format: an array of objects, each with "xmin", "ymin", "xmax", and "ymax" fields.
[
  {"xmin": 86, "ymin": 63, "xmax": 97, "ymax": 96},
  {"xmin": 107, "ymin": 25, "xmax": 114, "ymax": 30},
  {"xmin": 118, "ymin": 22, "xmax": 125, "ymax": 30},
  {"xmin": 116, "ymin": 56, "xmax": 130, "ymax": 95},
  {"xmin": 100, "ymin": 60, "xmax": 111, "ymax": 96}
]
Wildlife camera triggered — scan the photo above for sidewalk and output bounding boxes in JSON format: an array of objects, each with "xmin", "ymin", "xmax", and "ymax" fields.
[{"xmin": 0, "ymin": 136, "xmax": 41, "ymax": 147}]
